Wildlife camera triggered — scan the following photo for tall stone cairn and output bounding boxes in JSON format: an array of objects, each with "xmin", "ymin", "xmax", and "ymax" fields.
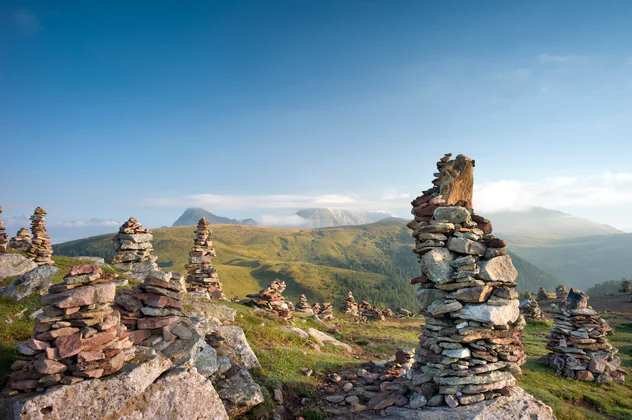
[
  {"xmin": 26, "ymin": 207, "xmax": 54, "ymax": 265},
  {"xmin": 555, "ymin": 284, "xmax": 569, "ymax": 300},
  {"xmin": 408, "ymin": 153, "xmax": 525, "ymax": 409},
  {"xmin": 185, "ymin": 218, "xmax": 226, "ymax": 300},
  {"xmin": 341, "ymin": 290, "xmax": 359, "ymax": 315},
  {"xmin": 295, "ymin": 294, "xmax": 314, "ymax": 314},
  {"xmin": 7, "ymin": 265, "xmax": 133, "ymax": 394},
  {"xmin": 0, "ymin": 205, "xmax": 8, "ymax": 253},
  {"xmin": 115, "ymin": 272, "xmax": 186, "ymax": 348},
  {"xmin": 8, "ymin": 227, "xmax": 31, "ymax": 252},
  {"xmin": 539, "ymin": 288, "xmax": 626, "ymax": 383},
  {"xmin": 111, "ymin": 217, "xmax": 159, "ymax": 278}
]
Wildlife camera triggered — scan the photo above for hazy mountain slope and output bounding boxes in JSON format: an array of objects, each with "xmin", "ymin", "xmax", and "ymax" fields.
[
  {"xmin": 54, "ymin": 220, "xmax": 559, "ymax": 309},
  {"xmin": 294, "ymin": 208, "xmax": 368, "ymax": 228},
  {"xmin": 172, "ymin": 208, "xmax": 257, "ymax": 227},
  {"xmin": 361, "ymin": 211, "xmax": 394, "ymax": 222}
]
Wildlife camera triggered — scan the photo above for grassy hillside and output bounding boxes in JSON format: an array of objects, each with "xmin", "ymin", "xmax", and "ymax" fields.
[{"xmin": 53, "ymin": 219, "xmax": 561, "ymax": 309}]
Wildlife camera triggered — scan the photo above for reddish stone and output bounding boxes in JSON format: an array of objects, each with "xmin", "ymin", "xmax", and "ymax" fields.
[
  {"xmin": 135, "ymin": 293, "xmax": 182, "ymax": 309},
  {"xmin": 414, "ymin": 205, "xmax": 440, "ymax": 217},
  {"xmin": 137, "ymin": 315, "xmax": 179, "ymax": 330},
  {"xmin": 34, "ymin": 322, "xmax": 51, "ymax": 333},
  {"xmin": 45, "ymin": 348, "xmax": 61, "ymax": 360},
  {"xmin": 101, "ymin": 351, "xmax": 125, "ymax": 376},
  {"xmin": 34, "ymin": 359, "xmax": 67, "ymax": 375},
  {"xmin": 10, "ymin": 379, "xmax": 39, "ymax": 390},
  {"xmin": 82, "ymin": 328, "xmax": 118, "ymax": 351},
  {"xmin": 10, "ymin": 371, "xmax": 41, "ymax": 381},
  {"xmin": 77, "ymin": 350, "xmax": 105, "ymax": 363},
  {"xmin": 73, "ymin": 369, "xmax": 104, "ymax": 379},
  {"xmin": 144, "ymin": 275, "xmax": 178, "ymax": 291},
  {"xmin": 485, "ymin": 237, "xmax": 507, "ymax": 248},
  {"xmin": 66, "ymin": 265, "xmax": 102, "ymax": 277},
  {"xmin": 478, "ymin": 221, "xmax": 493, "ymax": 235},
  {"xmin": 129, "ymin": 329, "xmax": 152, "ymax": 345},
  {"xmin": 27, "ymin": 339, "xmax": 50, "ymax": 351},
  {"xmin": 395, "ymin": 350, "xmax": 408, "ymax": 364},
  {"xmin": 35, "ymin": 327, "xmax": 80, "ymax": 341},
  {"xmin": 55, "ymin": 333, "xmax": 84, "ymax": 358},
  {"xmin": 41, "ymin": 283, "xmax": 116, "ymax": 308}
]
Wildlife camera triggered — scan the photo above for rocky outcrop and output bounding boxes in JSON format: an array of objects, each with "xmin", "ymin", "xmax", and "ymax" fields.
[
  {"xmin": 185, "ymin": 217, "xmax": 226, "ymax": 300},
  {"xmin": 26, "ymin": 208, "xmax": 54, "ymax": 266},
  {"xmin": 0, "ymin": 206, "xmax": 9, "ymax": 253},
  {"xmin": 242, "ymin": 279, "xmax": 291, "ymax": 318},
  {"xmin": 307, "ymin": 328, "xmax": 352, "ymax": 352},
  {"xmin": 0, "ymin": 253, "xmax": 38, "ymax": 280},
  {"xmin": 8, "ymin": 228, "xmax": 31, "ymax": 252},
  {"xmin": 539, "ymin": 288, "xmax": 625, "ymax": 383},
  {"xmin": 111, "ymin": 218, "xmax": 159, "ymax": 279},
  {"xmin": 216, "ymin": 366, "xmax": 264, "ymax": 417},
  {"xmin": 407, "ymin": 154, "xmax": 525, "ymax": 409},
  {"xmin": 341, "ymin": 291, "xmax": 359, "ymax": 315},
  {"xmin": 0, "ymin": 265, "xmax": 59, "ymax": 302}
]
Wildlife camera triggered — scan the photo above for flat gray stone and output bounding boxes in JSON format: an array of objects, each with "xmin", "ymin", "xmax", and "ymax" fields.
[
  {"xmin": 477, "ymin": 255, "xmax": 518, "ymax": 283},
  {"xmin": 454, "ymin": 300, "xmax": 519, "ymax": 326},
  {"xmin": 0, "ymin": 253, "xmax": 38, "ymax": 281},
  {"xmin": 421, "ymin": 248, "xmax": 455, "ymax": 284},
  {"xmin": 0, "ymin": 265, "xmax": 59, "ymax": 301}
]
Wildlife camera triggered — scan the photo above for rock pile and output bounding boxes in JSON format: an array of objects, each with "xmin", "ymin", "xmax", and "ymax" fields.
[
  {"xmin": 7, "ymin": 265, "xmax": 133, "ymax": 394},
  {"xmin": 111, "ymin": 217, "xmax": 159, "ymax": 279},
  {"xmin": 620, "ymin": 280, "xmax": 631, "ymax": 293},
  {"xmin": 25, "ymin": 207, "xmax": 54, "ymax": 266},
  {"xmin": 317, "ymin": 302, "xmax": 334, "ymax": 321},
  {"xmin": 8, "ymin": 228, "xmax": 31, "ymax": 252},
  {"xmin": 242, "ymin": 279, "xmax": 291, "ymax": 319},
  {"xmin": 519, "ymin": 298, "xmax": 544, "ymax": 320},
  {"xmin": 539, "ymin": 288, "xmax": 626, "ymax": 383},
  {"xmin": 556, "ymin": 284, "xmax": 569, "ymax": 300},
  {"xmin": 295, "ymin": 294, "xmax": 314, "ymax": 314},
  {"xmin": 397, "ymin": 308, "xmax": 413, "ymax": 318},
  {"xmin": 537, "ymin": 287, "xmax": 550, "ymax": 301},
  {"xmin": 383, "ymin": 308, "xmax": 395, "ymax": 318},
  {"xmin": 359, "ymin": 301, "xmax": 386, "ymax": 321},
  {"xmin": 0, "ymin": 206, "xmax": 8, "ymax": 253},
  {"xmin": 408, "ymin": 153, "xmax": 525, "ymax": 408},
  {"xmin": 341, "ymin": 290, "xmax": 359, "ymax": 315},
  {"xmin": 185, "ymin": 218, "xmax": 226, "ymax": 300},
  {"xmin": 115, "ymin": 272, "xmax": 188, "ymax": 348}
]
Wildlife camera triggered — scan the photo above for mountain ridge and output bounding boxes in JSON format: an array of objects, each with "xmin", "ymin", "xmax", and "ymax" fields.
[{"xmin": 172, "ymin": 208, "xmax": 257, "ymax": 227}]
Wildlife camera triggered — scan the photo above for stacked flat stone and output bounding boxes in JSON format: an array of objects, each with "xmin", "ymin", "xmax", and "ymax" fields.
[
  {"xmin": 25, "ymin": 207, "xmax": 54, "ymax": 265},
  {"xmin": 556, "ymin": 284, "xmax": 569, "ymax": 300},
  {"xmin": 115, "ymin": 272, "xmax": 187, "ymax": 348},
  {"xmin": 317, "ymin": 302, "xmax": 334, "ymax": 321},
  {"xmin": 396, "ymin": 348, "xmax": 417, "ymax": 373},
  {"xmin": 111, "ymin": 217, "xmax": 158, "ymax": 279},
  {"xmin": 8, "ymin": 265, "xmax": 133, "ymax": 394},
  {"xmin": 185, "ymin": 218, "xmax": 226, "ymax": 300},
  {"xmin": 397, "ymin": 308, "xmax": 413, "ymax": 318},
  {"xmin": 295, "ymin": 294, "xmax": 314, "ymax": 314},
  {"xmin": 408, "ymin": 154, "xmax": 525, "ymax": 409},
  {"xmin": 341, "ymin": 291, "xmax": 359, "ymax": 315},
  {"xmin": 359, "ymin": 301, "xmax": 385, "ymax": 321},
  {"xmin": 519, "ymin": 299, "xmax": 544, "ymax": 320},
  {"xmin": 242, "ymin": 279, "xmax": 292, "ymax": 318},
  {"xmin": 383, "ymin": 308, "xmax": 395, "ymax": 318},
  {"xmin": 539, "ymin": 289, "xmax": 625, "ymax": 383},
  {"xmin": 537, "ymin": 287, "xmax": 550, "ymax": 301},
  {"xmin": 8, "ymin": 227, "xmax": 31, "ymax": 252},
  {"xmin": 620, "ymin": 280, "xmax": 631, "ymax": 293},
  {"xmin": 0, "ymin": 205, "xmax": 8, "ymax": 253}
]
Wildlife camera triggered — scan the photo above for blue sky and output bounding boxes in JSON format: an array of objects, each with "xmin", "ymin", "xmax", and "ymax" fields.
[{"xmin": 2, "ymin": 1, "xmax": 632, "ymax": 240}]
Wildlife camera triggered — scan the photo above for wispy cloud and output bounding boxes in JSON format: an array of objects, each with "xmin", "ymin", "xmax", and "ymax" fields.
[
  {"xmin": 538, "ymin": 54, "xmax": 584, "ymax": 64},
  {"xmin": 259, "ymin": 214, "xmax": 310, "ymax": 228},
  {"xmin": 13, "ymin": 9, "xmax": 41, "ymax": 35},
  {"xmin": 50, "ymin": 219, "xmax": 121, "ymax": 228}
]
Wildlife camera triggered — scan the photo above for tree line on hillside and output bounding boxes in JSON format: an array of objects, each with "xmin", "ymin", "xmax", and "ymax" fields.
[{"xmin": 586, "ymin": 279, "xmax": 629, "ymax": 296}]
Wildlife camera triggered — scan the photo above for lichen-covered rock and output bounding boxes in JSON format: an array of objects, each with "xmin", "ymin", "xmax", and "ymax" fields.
[
  {"xmin": 218, "ymin": 326, "xmax": 261, "ymax": 369},
  {"xmin": 307, "ymin": 327, "xmax": 352, "ymax": 352},
  {"xmin": 216, "ymin": 366, "xmax": 264, "ymax": 417},
  {"xmin": 0, "ymin": 253, "xmax": 38, "ymax": 280},
  {"xmin": 477, "ymin": 255, "xmax": 518, "ymax": 282},
  {"xmin": 454, "ymin": 300, "xmax": 520, "ymax": 326},
  {"xmin": 0, "ymin": 265, "xmax": 59, "ymax": 301}
]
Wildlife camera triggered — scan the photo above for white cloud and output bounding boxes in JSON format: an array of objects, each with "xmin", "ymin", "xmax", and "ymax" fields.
[
  {"xmin": 13, "ymin": 9, "xmax": 41, "ymax": 35},
  {"xmin": 259, "ymin": 214, "xmax": 310, "ymax": 228},
  {"xmin": 51, "ymin": 219, "xmax": 121, "ymax": 228},
  {"xmin": 538, "ymin": 54, "xmax": 584, "ymax": 64}
]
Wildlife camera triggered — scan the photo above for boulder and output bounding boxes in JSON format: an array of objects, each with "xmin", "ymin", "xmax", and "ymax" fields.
[
  {"xmin": 433, "ymin": 207, "xmax": 471, "ymax": 224},
  {"xmin": 448, "ymin": 237, "xmax": 487, "ymax": 255},
  {"xmin": 454, "ymin": 300, "xmax": 519, "ymax": 326},
  {"xmin": 416, "ymin": 289, "xmax": 448, "ymax": 310},
  {"xmin": 0, "ymin": 265, "xmax": 59, "ymax": 301},
  {"xmin": 477, "ymin": 255, "xmax": 518, "ymax": 283},
  {"xmin": 306, "ymin": 328, "xmax": 353, "ymax": 352},
  {"xmin": 0, "ymin": 253, "xmax": 38, "ymax": 281},
  {"xmin": 117, "ymin": 367, "xmax": 229, "ymax": 420},
  {"xmin": 216, "ymin": 366, "xmax": 264, "ymax": 417},
  {"xmin": 421, "ymin": 248, "xmax": 455, "ymax": 284},
  {"xmin": 218, "ymin": 326, "xmax": 261, "ymax": 369}
]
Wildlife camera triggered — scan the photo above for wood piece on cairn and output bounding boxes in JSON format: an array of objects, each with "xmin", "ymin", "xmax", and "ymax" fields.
[
  {"xmin": 538, "ymin": 288, "xmax": 625, "ymax": 383},
  {"xmin": 25, "ymin": 207, "xmax": 54, "ymax": 265},
  {"xmin": 294, "ymin": 294, "xmax": 314, "ymax": 314},
  {"xmin": 241, "ymin": 279, "xmax": 291, "ymax": 319},
  {"xmin": 408, "ymin": 153, "xmax": 525, "ymax": 408},
  {"xmin": 185, "ymin": 218, "xmax": 226, "ymax": 300},
  {"xmin": 555, "ymin": 284, "xmax": 569, "ymax": 300},
  {"xmin": 111, "ymin": 217, "xmax": 159, "ymax": 279},
  {"xmin": 8, "ymin": 227, "xmax": 32, "ymax": 252},
  {"xmin": 0, "ymin": 206, "xmax": 8, "ymax": 253},
  {"xmin": 7, "ymin": 265, "xmax": 133, "ymax": 394},
  {"xmin": 340, "ymin": 290, "xmax": 359, "ymax": 315}
]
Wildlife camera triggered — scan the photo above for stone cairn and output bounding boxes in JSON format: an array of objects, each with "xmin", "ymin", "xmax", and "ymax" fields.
[
  {"xmin": 556, "ymin": 284, "xmax": 569, "ymax": 301},
  {"xmin": 341, "ymin": 291, "xmax": 359, "ymax": 315},
  {"xmin": 397, "ymin": 307, "xmax": 413, "ymax": 318},
  {"xmin": 111, "ymin": 217, "xmax": 159, "ymax": 279},
  {"xmin": 26, "ymin": 207, "xmax": 54, "ymax": 265},
  {"xmin": 242, "ymin": 279, "xmax": 292, "ymax": 319},
  {"xmin": 536, "ymin": 287, "xmax": 550, "ymax": 301},
  {"xmin": 408, "ymin": 153, "xmax": 525, "ymax": 408},
  {"xmin": 8, "ymin": 227, "xmax": 31, "ymax": 252},
  {"xmin": 383, "ymin": 308, "xmax": 395, "ymax": 318},
  {"xmin": 7, "ymin": 265, "xmax": 133, "ymax": 394},
  {"xmin": 185, "ymin": 218, "xmax": 226, "ymax": 300},
  {"xmin": 115, "ymin": 272, "xmax": 187, "ymax": 349},
  {"xmin": 358, "ymin": 301, "xmax": 386, "ymax": 321},
  {"xmin": 539, "ymin": 288, "xmax": 625, "ymax": 383},
  {"xmin": 0, "ymin": 205, "xmax": 8, "ymax": 253},
  {"xmin": 519, "ymin": 298, "xmax": 544, "ymax": 320},
  {"xmin": 620, "ymin": 280, "xmax": 631, "ymax": 293},
  {"xmin": 295, "ymin": 294, "xmax": 314, "ymax": 314},
  {"xmin": 317, "ymin": 302, "xmax": 334, "ymax": 321}
]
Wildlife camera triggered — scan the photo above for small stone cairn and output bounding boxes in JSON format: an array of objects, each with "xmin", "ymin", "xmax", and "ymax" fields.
[
  {"xmin": 408, "ymin": 153, "xmax": 525, "ymax": 408},
  {"xmin": 242, "ymin": 279, "xmax": 292, "ymax": 318},
  {"xmin": 8, "ymin": 227, "xmax": 31, "ymax": 252},
  {"xmin": 318, "ymin": 302, "xmax": 334, "ymax": 321},
  {"xmin": 359, "ymin": 301, "xmax": 386, "ymax": 321},
  {"xmin": 295, "ymin": 294, "xmax": 314, "ymax": 314},
  {"xmin": 539, "ymin": 289, "xmax": 625, "ymax": 383},
  {"xmin": 26, "ymin": 207, "xmax": 54, "ymax": 265},
  {"xmin": 341, "ymin": 291, "xmax": 359, "ymax": 315},
  {"xmin": 0, "ymin": 205, "xmax": 8, "ymax": 253},
  {"xmin": 397, "ymin": 308, "xmax": 413, "ymax": 318},
  {"xmin": 519, "ymin": 298, "xmax": 544, "ymax": 320},
  {"xmin": 383, "ymin": 308, "xmax": 395, "ymax": 318},
  {"xmin": 7, "ymin": 265, "xmax": 133, "ymax": 394},
  {"xmin": 556, "ymin": 284, "xmax": 569, "ymax": 300},
  {"xmin": 185, "ymin": 218, "xmax": 226, "ymax": 300},
  {"xmin": 115, "ymin": 272, "xmax": 187, "ymax": 348},
  {"xmin": 111, "ymin": 217, "xmax": 159, "ymax": 279},
  {"xmin": 620, "ymin": 280, "xmax": 631, "ymax": 293},
  {"xmin": 536, "ymin": 287, "xmax": 550, "ymax": 301}
]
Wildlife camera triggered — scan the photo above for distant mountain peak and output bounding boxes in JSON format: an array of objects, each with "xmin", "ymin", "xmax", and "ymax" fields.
[
  {"xmin": 172, "ymin": 208, "xmax": 257, "ymax": 227},
  {"xmin": 294, "ymin": 208, "xmax": 368, "ymax": 228}
]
